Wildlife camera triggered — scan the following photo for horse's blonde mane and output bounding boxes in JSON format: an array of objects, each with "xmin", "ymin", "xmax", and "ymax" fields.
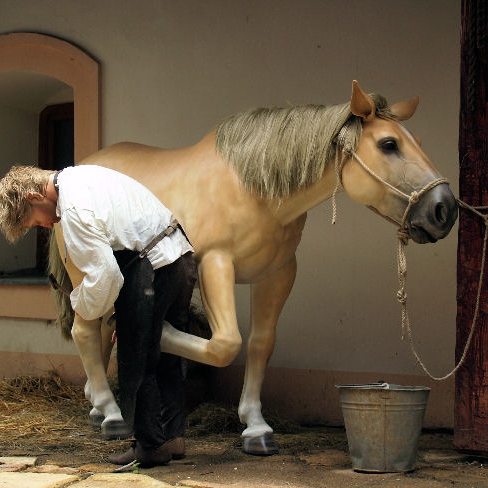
[{"xmin": 215, "ymin": 94, "xmax": 392, "ymax": 199}]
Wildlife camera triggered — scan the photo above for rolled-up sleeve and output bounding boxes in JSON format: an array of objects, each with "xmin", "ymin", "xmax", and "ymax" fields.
[{"xmin": 62, "ymin": 208, "xmax": 124, "ymax": 320}]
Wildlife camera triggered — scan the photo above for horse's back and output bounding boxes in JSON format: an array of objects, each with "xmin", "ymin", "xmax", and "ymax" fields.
[
  {"xmin": 78, "ymin": 136, "xmax": 302, "ymax": 282},
  {"xmin": 81, "ymin": 136, "xmax": 219, "ymax": 209},
  {"xmin": 80, "ymin": 141, "xmax": 187, "ymax": 173}
]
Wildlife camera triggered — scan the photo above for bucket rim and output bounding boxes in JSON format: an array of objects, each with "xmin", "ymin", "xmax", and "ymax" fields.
[{"xmin": 335, "ymin": 382, "xmax": 431, "ymax": 392}]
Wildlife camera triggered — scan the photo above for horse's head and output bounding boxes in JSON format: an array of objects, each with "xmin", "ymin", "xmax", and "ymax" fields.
[{"xmin": 339, "ymin": 81, "xmax": 458, "ymax": 244}]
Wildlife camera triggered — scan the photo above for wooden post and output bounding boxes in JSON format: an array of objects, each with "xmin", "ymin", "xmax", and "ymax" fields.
[{"xmin": 455, "ymin": 0, "xmax": 488, "ymax": 453}]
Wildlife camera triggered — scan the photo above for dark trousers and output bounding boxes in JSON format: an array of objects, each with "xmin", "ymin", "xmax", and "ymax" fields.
[{"xmin": 114, "ymin": 250, "xmax": 197, "ymax": 450}]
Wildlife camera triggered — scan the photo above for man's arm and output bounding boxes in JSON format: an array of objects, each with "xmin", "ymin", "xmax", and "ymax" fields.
[{"xmin": 61, "ymin": 208, "xmax": 123, "ymax": 320}]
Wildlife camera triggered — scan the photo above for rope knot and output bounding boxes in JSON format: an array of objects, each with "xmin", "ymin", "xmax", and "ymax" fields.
[
  {"xmin": 409, "ymin": 191, "xmax": 420, "ymax": 204},
  {"xmin": 397, "ymin": 228, "xmax": 410, "ymax": 245},
  {"xmin": 396, "ymin": 289, "xmax": 407, "ymax": 304}
]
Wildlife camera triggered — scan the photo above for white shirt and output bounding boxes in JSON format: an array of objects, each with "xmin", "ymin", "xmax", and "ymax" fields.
[{"xmin": 55, "ymin": 165, "xmax": 193, "ymax": 320}]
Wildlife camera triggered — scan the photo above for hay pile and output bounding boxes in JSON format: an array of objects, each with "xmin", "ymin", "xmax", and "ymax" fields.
[{"xmin": 0, "ymin": 375, "xmax": 121, "ymax": 460}]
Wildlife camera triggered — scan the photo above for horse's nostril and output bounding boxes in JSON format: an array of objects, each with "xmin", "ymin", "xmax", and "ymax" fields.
[{"xmin": 435, "ymin": 202, "xmax": 447, "ymax": 225}]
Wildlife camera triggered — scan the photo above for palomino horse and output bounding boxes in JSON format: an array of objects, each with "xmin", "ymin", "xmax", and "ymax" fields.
[{"xmin": 50, "ymin": 81, "xmax": 458, "ymax": 455}]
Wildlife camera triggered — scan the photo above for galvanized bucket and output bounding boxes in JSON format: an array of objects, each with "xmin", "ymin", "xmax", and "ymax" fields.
[{"xmin": 336, "ymin": 382, "xmax": 430, "ymax": 473}]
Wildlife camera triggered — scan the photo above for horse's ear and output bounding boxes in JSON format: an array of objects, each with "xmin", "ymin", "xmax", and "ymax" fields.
[
  {"xmin": 350, "ymin": 80, "xmax": 376, "ymax": 121},
  {"xmin": 389, "ymin": 96, "xmax": 420, "ymax": 121}
]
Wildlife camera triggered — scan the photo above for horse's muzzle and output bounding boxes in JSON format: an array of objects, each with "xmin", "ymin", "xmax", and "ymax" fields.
[{"xmin": 406, "ymin": 183, "xmax": 458, "ymax": 244}]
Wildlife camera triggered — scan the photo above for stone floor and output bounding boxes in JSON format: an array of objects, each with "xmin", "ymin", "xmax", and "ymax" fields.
[{"xmin": 1, "ymin": 430, "xmax": 487, "ymax": 488}]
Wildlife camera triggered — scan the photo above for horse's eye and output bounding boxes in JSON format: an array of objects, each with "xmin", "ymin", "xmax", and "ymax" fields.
[{"xmin": 380, "ymin": 139, "xmax": 399, "ymax": 153}]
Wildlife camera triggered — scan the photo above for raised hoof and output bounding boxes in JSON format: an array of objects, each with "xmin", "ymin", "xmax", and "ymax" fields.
[
  {"xmin": 101, "ymin": 420, "xmax": 133, "ymax": 440},
  {"xmin": 242, "ymin": 432, "xmax": 279, "ymax": 456}
]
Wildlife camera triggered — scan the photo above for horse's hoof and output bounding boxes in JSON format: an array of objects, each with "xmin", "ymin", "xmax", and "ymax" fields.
[
  {"xmin": 101, "ymin": 420, "xmax": 133, "ymax": 440},
  {"xmin": 242, "ymin": 432, "xmax": 279, "ymax": 456},
  {"xmin": 89, "ymin": 414, "xmax": 105, "ymax": 429}
]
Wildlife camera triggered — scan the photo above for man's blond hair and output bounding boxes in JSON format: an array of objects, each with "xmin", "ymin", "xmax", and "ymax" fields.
[{"xmin": 0, "ymin": 165, "xmax": 53, "ymax": 243}]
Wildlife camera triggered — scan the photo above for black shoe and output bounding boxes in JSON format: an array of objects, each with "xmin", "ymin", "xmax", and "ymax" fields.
[
  {"xmin": 108, "ymin": 437, "xmax": 185, "ymax": 465},
  {"xmin": 108, "ymin": 442, "xmax": 136, "ymax": 465},
  {"xmin": 135, "ymin": 442, "xmax": 172, "ymax": 468},
  {"xmin": 164, "ymin": 437, "xmax": 186, "ymax": 460}
]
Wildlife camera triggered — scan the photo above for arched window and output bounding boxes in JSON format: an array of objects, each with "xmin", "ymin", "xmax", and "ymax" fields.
[{"xmin": 0, "ymin": 33, "xmax": 100, "ymax": 318}]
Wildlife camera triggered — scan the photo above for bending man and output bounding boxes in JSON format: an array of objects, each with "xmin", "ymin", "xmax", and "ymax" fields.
[{"xmin": 0, "ymin": 164, "xmax": 197, "ymax": 468}]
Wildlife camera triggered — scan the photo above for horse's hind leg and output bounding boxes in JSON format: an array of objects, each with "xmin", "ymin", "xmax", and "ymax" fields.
[
  {"xmin": 53, "ymin": 226, "xmax": 129, "ymax": 439},
  {"xmin": 71, "ymin": 313, "xmax": 132, "ymax": 439},
  {"xmin": 239, "ymin": 256, "xmax": 297, "ymax": 455},
  {"xmin": 85, "ymin": 310, "xmax": 115, "ymax": 426}
]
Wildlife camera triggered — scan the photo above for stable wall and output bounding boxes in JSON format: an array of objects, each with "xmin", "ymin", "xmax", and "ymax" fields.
[{"xmin": 0, "ymin": 0, "xmax": 460, "ymax": 428}]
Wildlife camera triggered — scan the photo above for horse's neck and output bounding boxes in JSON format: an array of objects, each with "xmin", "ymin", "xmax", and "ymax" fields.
[{"xmin": 271, "ymin": 163, "xmax": 340, "ymax": 225}]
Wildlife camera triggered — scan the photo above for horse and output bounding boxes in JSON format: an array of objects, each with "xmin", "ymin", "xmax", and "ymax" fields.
[{"xmin": 49, "ymin": 81, "xmax": 458, "ymax": 455}]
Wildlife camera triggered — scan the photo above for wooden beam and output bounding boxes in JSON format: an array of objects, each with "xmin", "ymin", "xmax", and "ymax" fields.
[{"xmin": 455, "ymin": 0, "xmax": 488, "ymax": 454}]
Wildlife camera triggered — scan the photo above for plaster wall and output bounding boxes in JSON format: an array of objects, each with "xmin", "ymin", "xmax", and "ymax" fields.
[
  {"xmin": 0, "ymin": 0, "xmax": 461, "ymax": 426},
  {"xmin": 0, "ymin": 103, "xmax": 38, "ymax": 271}
]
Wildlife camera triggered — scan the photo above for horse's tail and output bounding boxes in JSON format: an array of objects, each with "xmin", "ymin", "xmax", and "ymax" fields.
[{"xmin": 48, "ymin": 230, "xmax": 74, "ymax": 340}]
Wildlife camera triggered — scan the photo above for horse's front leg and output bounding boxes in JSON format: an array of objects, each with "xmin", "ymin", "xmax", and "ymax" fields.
[
  {"xmin": 161, "ymin": 250, "xmax": 242, "ymax": 367},
  {"xmin": 71, "ymin": 313, "xmax": 131, "ymax": 439},
  {"xmin": 239, "ymin": 255, "xmax": 297, "ymax": 455}
]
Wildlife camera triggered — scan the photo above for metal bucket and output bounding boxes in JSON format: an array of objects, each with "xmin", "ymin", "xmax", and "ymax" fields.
[{"xmin": 336, "ymin": 382, "xmax": 430, "ymax": 473}]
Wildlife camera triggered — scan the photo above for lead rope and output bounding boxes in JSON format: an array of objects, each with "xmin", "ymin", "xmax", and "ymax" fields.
[
  {"xmin": 399, "ymin": 199, "xmax": 488, "ymax": 381},
  {"xmin": 337, "ymin": 147, "xmax": 478, "ymax": 381}
]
